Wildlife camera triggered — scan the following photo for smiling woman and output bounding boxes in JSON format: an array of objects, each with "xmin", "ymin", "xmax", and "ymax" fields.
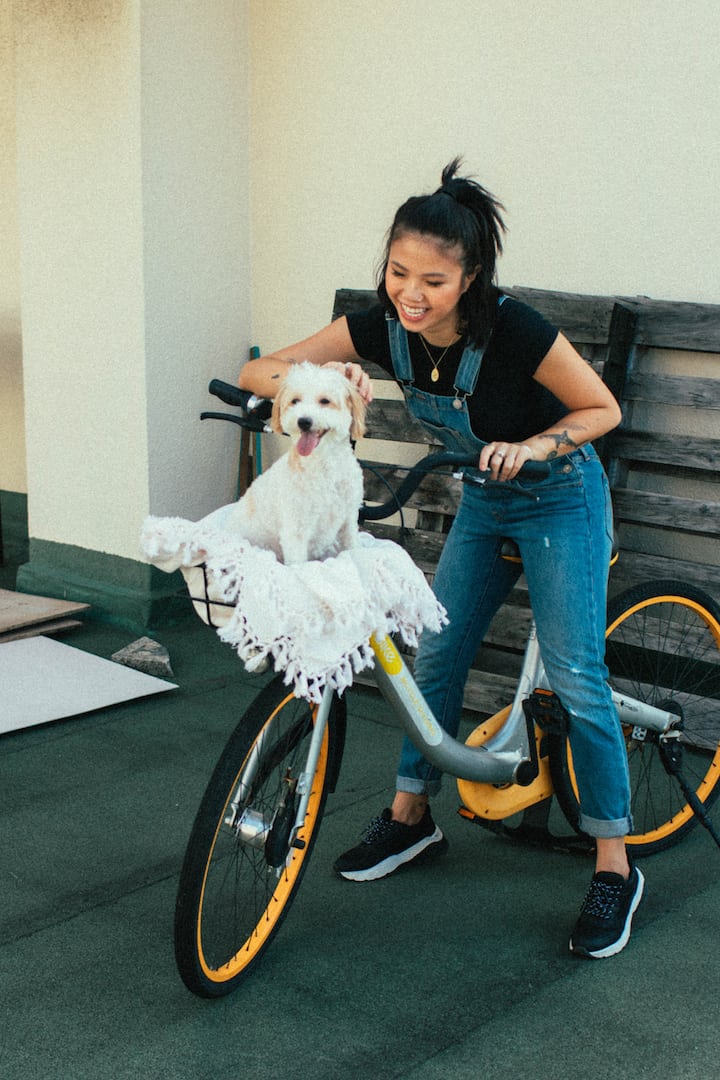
[{"xmin": 238, "ymin": 160, "xmax": 641, "ymax": 960}]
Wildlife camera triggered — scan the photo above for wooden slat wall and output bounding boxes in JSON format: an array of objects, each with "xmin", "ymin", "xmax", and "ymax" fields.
[
  {"xmin": 332, "ymin": 287, "xmax": 720, "ymax": 716},
  {"xmin": 603, "ymin": 297, "xmax": 720, "ymax": 598}
]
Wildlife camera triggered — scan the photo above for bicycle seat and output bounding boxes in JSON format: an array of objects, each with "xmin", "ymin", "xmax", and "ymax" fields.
[{"xmin": 500, "ymin": 535, "xmax": 620, "ymax": 565}]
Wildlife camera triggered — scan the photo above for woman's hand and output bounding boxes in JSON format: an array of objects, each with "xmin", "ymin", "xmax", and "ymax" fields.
[
  {"xmin": 323, "ymin": 360, "xmax": 374, "ymax": 404},
  {"xmin": 478, "ymin": 440, "xmax": 535, "ymax": 481}
]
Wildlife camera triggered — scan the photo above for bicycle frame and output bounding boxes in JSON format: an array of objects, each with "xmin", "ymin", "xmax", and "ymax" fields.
[
  {"xmin": 280, "ymin": 618, "xmax": 684, "ymax": 855},
  {"xmin": 370, "ymin": 623, "xmax": 683, "ymax": 782}
]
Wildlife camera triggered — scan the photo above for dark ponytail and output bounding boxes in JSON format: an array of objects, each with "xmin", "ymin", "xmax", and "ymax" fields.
[{"xmin": 376, "ymin": 158, "xmax": 506, "ymax": 345}]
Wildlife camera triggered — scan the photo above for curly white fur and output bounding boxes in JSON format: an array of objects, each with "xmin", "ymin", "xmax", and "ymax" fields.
[{"xmin": 220, "ymin": 362, "xmax": 366, "ymax": 564}]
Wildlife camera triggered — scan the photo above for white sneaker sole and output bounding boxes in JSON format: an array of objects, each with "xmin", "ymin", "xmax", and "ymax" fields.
[{"xmin": 337, "ymin": 826, "xmax": 445, "ymax": 882}]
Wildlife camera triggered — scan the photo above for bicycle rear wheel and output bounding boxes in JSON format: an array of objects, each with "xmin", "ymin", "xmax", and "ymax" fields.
[
  {"xmin": 552, "ymin": 581, "xmax": 720, "ymax": 856},
  {"xmin": 174, "ymin": 677, "xmax": 345, "ymax": 997}
]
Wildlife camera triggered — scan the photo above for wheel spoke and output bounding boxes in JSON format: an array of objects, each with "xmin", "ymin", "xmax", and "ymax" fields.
[{"xmin": 605, "ymin": 584, "xmax": 720, "ymax": 854}]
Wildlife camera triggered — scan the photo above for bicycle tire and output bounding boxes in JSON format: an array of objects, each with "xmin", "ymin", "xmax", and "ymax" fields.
[
  {"xmin": 550, "ymin": 580, "xmax": 720, "ymax": 857},
  {"xmin": 174, "ymin": 676, "xmax": 345, "ymax": 997}
]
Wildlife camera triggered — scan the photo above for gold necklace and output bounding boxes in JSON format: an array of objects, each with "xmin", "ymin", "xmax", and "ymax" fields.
[{"xmin": 419, "ymin": 333, "xmax": 459, "ymax": 382}]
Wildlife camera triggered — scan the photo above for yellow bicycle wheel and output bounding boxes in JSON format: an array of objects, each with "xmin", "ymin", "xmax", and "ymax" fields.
[
  {"xmin": 174, "ymin": 677, "xmax": 345, "ymax": 997},
  {"xmin": 552, "ymin": 581, "xmax": 720, "ymax": 857}
]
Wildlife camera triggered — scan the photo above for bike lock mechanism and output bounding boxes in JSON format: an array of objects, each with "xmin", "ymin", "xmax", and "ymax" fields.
[{"xmin": 659, "ymin": 728, "xmax": 720, "ymax": 850}]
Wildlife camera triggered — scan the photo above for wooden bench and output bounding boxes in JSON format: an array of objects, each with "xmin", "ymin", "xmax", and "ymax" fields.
[
  {"xmin": 332, "ymin": 286, "xmax": 720, "ymax": 717},
  {"xmin": 598, "ymin": 296, "xmax": 720, "ymax": 598}
]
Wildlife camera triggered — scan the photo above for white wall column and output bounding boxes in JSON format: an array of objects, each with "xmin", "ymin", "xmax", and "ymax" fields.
[{"xmin": 14, "ymin": 0, "xmax": 252, "ymax": 627}]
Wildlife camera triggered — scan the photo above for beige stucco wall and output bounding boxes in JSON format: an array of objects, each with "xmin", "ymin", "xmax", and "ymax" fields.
[
  {"xmin": 0, "ymin": 1, "xmax": 25, "ymax": 493},
  {"xmin": 9, "ymin": 1, "xmax": 251, "ymax": 560},
  {"xmin": 248, "ymin": 0, "xmax": 720, "ymax": 353},
  {"xmin": 14, "ymin": 0, "xmax": 148, "ymax": 553}
]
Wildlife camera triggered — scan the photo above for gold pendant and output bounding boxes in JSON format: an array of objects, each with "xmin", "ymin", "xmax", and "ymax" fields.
[{"xmin": 431, "ymin": 368, "xmax": 440, "ymax": 383}]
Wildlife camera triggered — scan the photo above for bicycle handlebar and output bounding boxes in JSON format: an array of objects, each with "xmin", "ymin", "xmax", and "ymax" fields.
[
  {"xmin": 203, "ymin": 381, "xmax": 552, "ymax": 517},
  {"xmin": 359, "ymin": 450, "xmax": 551, "ymax": 521},
  {"xmin": 202, "ymin": 379, "xmax": 273, "ymax": 431}
]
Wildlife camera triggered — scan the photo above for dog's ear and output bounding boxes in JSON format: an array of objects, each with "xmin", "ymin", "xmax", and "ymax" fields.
[
  {"xmin": 347, "ymin": 382, "xmax": 367, "ymax": 442},
  {"xmin": 270, "ymin": 380, "xmax": 289, "ymax": 434}
]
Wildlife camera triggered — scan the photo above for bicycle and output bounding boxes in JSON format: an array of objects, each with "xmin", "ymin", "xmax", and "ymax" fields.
[{"xmin": 174, "ymin": 379, "xmax": 720, "ymax": 997}]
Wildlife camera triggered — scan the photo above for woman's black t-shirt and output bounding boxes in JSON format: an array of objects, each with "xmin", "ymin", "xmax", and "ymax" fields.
[{"xmin": 346, "ymin": 297, "xmax": 565, "ymax": 443}]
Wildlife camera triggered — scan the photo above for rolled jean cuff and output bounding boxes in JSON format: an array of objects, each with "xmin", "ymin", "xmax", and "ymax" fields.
[
  {"xmin": 396, "ymin": 774, "xmax": 441, "ymax": 797},
  {"xmin": 579, "ymin": 813, "xmax": 633, "ymax": 839}
]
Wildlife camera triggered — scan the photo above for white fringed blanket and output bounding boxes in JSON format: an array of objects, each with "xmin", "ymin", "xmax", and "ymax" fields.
[{"xmin": 140, "ymin": 512, "xmax": 447, "ymax": 703}]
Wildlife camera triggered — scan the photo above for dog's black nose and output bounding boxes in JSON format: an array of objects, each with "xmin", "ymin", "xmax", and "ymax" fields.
[{"xmin": 297, "ymin": 416, "xmax": 313, "ymax": 432}]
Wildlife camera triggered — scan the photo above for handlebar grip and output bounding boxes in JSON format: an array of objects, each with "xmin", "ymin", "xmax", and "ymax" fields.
[
  {"xmin": 463, "ymin": 458, "xmax": 552, "ymax": 483},
  {"xmin": 208, "ymin": 379, "xmax": 254, "ymax": 408}
]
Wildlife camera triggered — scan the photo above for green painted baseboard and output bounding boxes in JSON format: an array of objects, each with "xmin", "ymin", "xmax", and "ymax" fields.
[{"xmin": 15, "ymin": 537, "xmax": 189, "ymax": 633}]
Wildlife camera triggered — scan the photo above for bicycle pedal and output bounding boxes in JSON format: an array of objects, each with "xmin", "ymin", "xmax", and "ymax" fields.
[{"xmin": 523, "ymin": 689, "xmax": 569, "ymax": 736}]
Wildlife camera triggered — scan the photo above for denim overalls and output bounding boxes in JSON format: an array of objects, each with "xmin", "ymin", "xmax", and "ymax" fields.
[{"xmin": 386, "ymin": 311, "xmax": 632, "ymax": 838}]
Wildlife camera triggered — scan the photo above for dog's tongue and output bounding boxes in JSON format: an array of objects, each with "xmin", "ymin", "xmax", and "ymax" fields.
[{"xmin": 297, "ymin": 431, "xmax": 321, "ymax": 457}]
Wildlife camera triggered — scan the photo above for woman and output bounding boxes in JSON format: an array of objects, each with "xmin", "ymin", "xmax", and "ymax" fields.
[{"xmin": 239, "ymin": 159, "xmax": 644, "ymax": 959}]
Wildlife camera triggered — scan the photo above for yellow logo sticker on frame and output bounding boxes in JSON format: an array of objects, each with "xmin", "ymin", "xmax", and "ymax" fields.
[{"xmin": 371, "ymin": 634, "xmax": 402, "ymax": 674}]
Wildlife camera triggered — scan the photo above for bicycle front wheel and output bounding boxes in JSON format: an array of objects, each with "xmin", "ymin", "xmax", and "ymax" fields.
[
  {"xmin": 552, "ymin": 581, "xmax": 720, "ymax": 856},
  {"xmin": 174, "ymin": 677, "xmax": 345, "ymax": 997}
]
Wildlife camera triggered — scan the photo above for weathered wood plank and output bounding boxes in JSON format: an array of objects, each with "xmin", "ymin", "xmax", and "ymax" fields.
[
  {"xmin": 364, "ymin": 398, "xmax": 436, "ymax": 443},
  {"xmin": 624, "ymin": 372, "xmax": 720, "ymax": 409},
  {"xmin": 612, "ymin": 488, "xmax": 720, "ymax": 537},
  {"xmin": 362, "ymin": 463, "xmax": 463, "ymax": 516},
  {"xmin": 503, "ymin": 286, "xmax": 616, "ymax": 344},
  {"xmin": 611, "ymin": 430, "xmax": 720, "ymax": 472},
  {"xmin": 333, "ymin": 288, "xmax": 377, "ymax": 319},
  {"xmin": 460, "ymin": 671, "xmax": 519, "ymax": 717},
  {"xmin": 622, "ymin": 298, "xmax": 720, "ymax": 352},
  {"xmin": 609, "ymin": 551, "xmax": 720, "ymax": 602},
  {"xmin": 361, "ymin": 520, "xmax": 448, "ymax": 571}
]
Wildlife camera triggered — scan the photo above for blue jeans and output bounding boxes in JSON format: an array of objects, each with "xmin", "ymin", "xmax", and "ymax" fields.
[{"xmin": 397, "ymin": 446, "xmax": 633, "ymax": 839}]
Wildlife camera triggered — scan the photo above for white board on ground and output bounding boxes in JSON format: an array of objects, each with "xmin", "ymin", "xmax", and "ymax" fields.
[{"xmin": 0, "ymin": 636, "xmax": 177, "ymax": 734}]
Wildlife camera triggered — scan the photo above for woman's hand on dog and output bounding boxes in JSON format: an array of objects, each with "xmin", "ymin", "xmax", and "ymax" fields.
[
  {"xmin": 322, "ymin": 361, "xmax": 374, "ymax": 404},
  {"xmin": 239, "ymin": 316, "xmax": 373, "ymax": 403}
]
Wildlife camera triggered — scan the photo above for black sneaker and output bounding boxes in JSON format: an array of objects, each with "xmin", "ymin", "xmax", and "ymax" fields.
[
  {"xmin": 333, "ymin": 807, "xmax": 446, "ymax": 882},
  {"xmin": 570, "ymin": 864, "xmax": 645, "ymax": 959}
]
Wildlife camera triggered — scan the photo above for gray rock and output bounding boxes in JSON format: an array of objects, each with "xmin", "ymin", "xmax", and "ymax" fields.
[{"xmin": 111, "ymin": 636, "xmax": 175, "ymax": 679}]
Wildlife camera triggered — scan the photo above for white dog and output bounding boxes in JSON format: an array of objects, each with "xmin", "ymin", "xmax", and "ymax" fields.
[{"xmin": 218, "ymin": 361, "xmax": 366, "ymax": 564}]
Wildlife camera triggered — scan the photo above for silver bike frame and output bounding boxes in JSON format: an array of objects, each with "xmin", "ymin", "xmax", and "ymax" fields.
[
  {"xmin": 241, "ymin": 621, "xmax": 683, "ymax": 864},
  {"xmin": 369, "ymin": 623, "xmax": 682, "ymax": 786}
]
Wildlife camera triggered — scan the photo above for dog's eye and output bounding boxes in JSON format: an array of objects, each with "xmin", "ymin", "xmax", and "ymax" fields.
[
  {"xmin": 290, "ymin": 397, "xmax": 301, "ymax": 405},
  {"xmin": 319, "ymin": 397, "xmax": 331, "ymax": 405}
]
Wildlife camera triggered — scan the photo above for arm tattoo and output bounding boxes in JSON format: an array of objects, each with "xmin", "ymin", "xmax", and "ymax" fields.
[{"xmin": 537, "ymin": 429, "xmax": 583, "ymax": 461}]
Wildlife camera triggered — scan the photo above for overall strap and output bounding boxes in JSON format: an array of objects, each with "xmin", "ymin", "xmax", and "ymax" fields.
[
  {"xmin": 386, "ymin": 312, "xmax": 414, "ymax": 384},
  {"xmin": 452, "ymin": 293, "xmax": 508, "ymax": 400}
]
